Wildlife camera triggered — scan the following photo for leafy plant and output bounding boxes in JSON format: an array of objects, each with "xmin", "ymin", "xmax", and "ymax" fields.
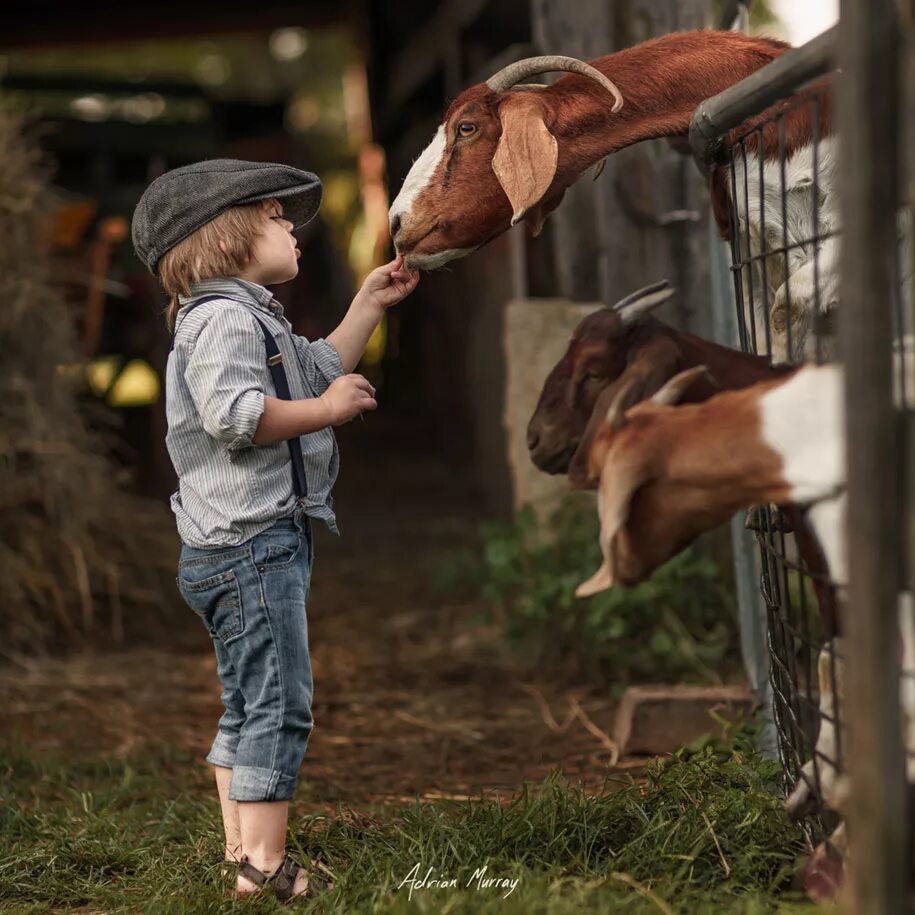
[{"xmin": 436, "ymin": 499, "xmax": 740, "ymax": 685}]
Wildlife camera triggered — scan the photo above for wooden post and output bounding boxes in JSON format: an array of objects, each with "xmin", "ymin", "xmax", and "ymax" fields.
[
  {"xmin": 529, "ymin": 0, "xmax": 608, "ymax": 302},
  {"xmin": 839, "ymin": 0, "xmax": 909, "ymax": 910},
  {"xmin": 529, "ymin": 0, "xmax": 708, "ymax": 316}
]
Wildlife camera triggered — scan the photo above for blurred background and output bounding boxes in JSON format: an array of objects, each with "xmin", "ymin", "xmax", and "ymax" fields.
[
  {"xmin": 2, "ymin": 7, "xmax": 863, "ymax": 912},
  {"xmin": 0, "ymin": 0, "xmax": 836, "ymax": 759},
  {"xmin": 2, "ymin": 0, "xmax": 831, "ymax": 517}
]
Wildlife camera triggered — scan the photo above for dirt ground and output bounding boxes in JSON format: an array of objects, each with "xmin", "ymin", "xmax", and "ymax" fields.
[{"xmin": 0, "ymin": 416, "xmax": 645, "ymax": 811}]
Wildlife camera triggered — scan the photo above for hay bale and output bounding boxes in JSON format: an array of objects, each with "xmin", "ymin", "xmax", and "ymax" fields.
[{"xmin": 0, "ymin": 108, "xmax": 179, "ymax": 655}]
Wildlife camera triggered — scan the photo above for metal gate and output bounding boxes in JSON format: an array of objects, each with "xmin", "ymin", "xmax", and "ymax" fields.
[{"xmin": 689, "ymin": 6, "xmax": 914, "ymax": 905}]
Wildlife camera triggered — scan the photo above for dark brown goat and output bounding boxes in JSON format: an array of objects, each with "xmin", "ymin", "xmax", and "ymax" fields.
[{"xmin": 527, "ymin": 281, "xmax": 790, "ymax": 486}]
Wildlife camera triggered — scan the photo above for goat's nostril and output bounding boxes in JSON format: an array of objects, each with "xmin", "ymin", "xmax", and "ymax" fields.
[
  {"xmin": 527, "ymin": 430, "xmax": 540, "ymax": 452},
  {"xmin": 390, "ymin": 214, "xmax": 402, "ymax": 239}
]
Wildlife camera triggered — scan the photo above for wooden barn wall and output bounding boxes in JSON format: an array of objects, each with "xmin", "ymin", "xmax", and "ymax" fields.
[{"xmin": 370, "ymin": 0, "xmax": 714, "ymax": 514}]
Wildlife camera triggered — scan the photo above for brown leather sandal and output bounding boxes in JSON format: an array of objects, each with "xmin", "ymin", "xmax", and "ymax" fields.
[{"xmin": 237, "ymin": 855, "xmax": 333, "ymax": 902}]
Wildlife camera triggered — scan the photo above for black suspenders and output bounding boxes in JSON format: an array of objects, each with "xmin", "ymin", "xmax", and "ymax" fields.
[{"xmin": 172, "ymin": 295, "xmax": 308, "ymax": 501}]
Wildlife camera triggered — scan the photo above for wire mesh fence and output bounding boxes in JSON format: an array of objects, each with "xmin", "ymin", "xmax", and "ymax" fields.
[
  {"xmin": 692, "ymin": 22, "xmax": 915, "ymax": 855},
  {"xmin": 723, "ymin": 78, "xmax": 843, "ymax": 843}
]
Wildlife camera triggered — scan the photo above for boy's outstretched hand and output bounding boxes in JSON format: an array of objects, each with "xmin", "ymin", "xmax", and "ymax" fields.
[
  {"xmin": 357, "ymin": 255, "xmax": 420, "ymax": 311},
  {"xmin": 328, "ymin": 255, "xmax": 420, "ymax": 374}
]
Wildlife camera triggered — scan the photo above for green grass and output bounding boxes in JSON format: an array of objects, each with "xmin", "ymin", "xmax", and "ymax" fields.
[{"xmin": 0, "ymin": 738, "xmax": 823, "ymax": 914}]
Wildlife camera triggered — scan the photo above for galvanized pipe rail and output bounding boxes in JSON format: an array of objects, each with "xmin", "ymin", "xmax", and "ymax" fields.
[{"xmin": 688, "ymin": 25, "xmax": 837, "ymax": 174}]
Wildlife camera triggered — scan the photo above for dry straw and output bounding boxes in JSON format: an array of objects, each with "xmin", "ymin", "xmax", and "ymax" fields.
[{"xmin": 0, "ymin": 109, "xmax": 179, "ymax": 656}]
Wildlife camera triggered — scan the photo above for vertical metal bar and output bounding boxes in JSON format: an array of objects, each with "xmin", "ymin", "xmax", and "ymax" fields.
[
  {"xmin": 812, "ymin": 96, "xmax": 824, "ymax": 365},
  {"xmin": 839, "ymin": 0, "xmax": 907, "ymax": 910},
  {"xmin": 778, "ymin": 119, "xmax": 794, "ymax": 361},
  {"xmin": 740, "ymin": 140, "xmax": 760, "ymax": 354},
  {"xmin": 757, "ymin": 126, "xmax": 771, "ymax": 354},
  {"xmin": 728, "ymin": 147, "xmax": 751, "ymax": 351}
]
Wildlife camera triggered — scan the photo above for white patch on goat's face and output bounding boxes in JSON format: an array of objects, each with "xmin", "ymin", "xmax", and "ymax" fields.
[{"xmin": 390, "ymin": 125, "xmax": 446, "ymax": 227}]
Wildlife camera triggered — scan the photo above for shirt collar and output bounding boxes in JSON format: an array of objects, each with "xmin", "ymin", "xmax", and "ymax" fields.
[{"xmin": 179, "ymin": 276, "xmax": 285, "ymax": 318}]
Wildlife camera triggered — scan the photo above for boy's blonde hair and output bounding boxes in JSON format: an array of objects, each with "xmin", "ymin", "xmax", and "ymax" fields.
[{"xmin": 159, "ymin": 198, "xmax": 278, "ymax": 331}]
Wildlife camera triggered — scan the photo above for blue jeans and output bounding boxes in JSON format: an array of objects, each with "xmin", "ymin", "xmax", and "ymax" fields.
[{"xmin": 176, "ymin": 513, "xmax": 314, "ymax": 801}]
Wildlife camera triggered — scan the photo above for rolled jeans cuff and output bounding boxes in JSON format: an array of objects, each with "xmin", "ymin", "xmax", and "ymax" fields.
[
  {"xmin": 206, "ymin": 730, "xmax": 239, "ymax": 768},
  {"xmin": 228, "ymin": 765, "xmax": 298, "ymax": 802}
]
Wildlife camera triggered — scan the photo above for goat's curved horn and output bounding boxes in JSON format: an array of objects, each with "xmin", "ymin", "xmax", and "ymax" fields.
[
  {"xmin": 486, "ymin": 56, "xmax": 624, "ymax": 112},
  {"xmin": 650, "ymin": 365, "xmax": 713, "ymax": 406},
  {"xmin": 613, "ymin": 280, "xmax": 675, "ymax": 326}
]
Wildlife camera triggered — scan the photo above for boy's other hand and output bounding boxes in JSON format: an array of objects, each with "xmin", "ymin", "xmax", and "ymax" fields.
[
  {"xmin": 319, "ymin": 374, "xmax": 377, "ymax": 425},
  {"xmin": 357, "ymin": 255, "xmax": 420, "ymax": 311}
]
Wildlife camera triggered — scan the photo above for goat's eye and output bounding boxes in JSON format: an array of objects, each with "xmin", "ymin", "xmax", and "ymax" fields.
[{"xmin": 457, "ymin": 122, "xmax": 477, "ymax": 138}]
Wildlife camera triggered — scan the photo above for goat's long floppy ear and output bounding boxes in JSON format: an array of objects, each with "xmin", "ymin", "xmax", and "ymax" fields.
[
  {"xmin": 576, "ymin": 441, "xmax": 650, "ymax": 598},
  {"xmin": 613, "ymin": 280, "xmax": 676, "ymax": 327},
  {"xmin": 650, "ymin": 365, "xmax": 714, "ymax": 406},
  {"xmin": 492, "ymin": 95, "xmax": 558, "ymax": 228}
]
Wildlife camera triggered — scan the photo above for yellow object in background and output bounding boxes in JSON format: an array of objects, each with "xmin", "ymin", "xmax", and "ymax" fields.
[
  {"xmin": 86, "ymin": 356, "xmax": 160, "ymax": 407},
  {"xmin": 107, "ymin": 359, "xmax": 160, "ymax": 407},
  {"xmin": 86, "ymin": 355, "xmax": 120, "ymax": 396}
]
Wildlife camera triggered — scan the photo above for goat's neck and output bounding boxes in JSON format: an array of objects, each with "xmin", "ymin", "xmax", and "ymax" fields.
[
  {"xmin": 548, "ymin": 31, "xmax": 789, "ymax": 178},
  {"xmin": 670, "ymin": 328, "xmax": 792, "ymax": 387}
]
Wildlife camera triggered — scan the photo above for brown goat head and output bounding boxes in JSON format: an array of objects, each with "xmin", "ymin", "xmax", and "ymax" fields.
[
  {"xmin": 389, "ymin": 56, "xmax": 622, "ymax": 270},
  {"xmin": 527, "ymin": 280, "xmax": 695, "ymax": 478},
  {"xmin": 576, "ymin": 368, "xmax": 799, "ymax": 596},
  {"xmin": 576, "ymin": 367, "xmax": 726, "ymax": 596}
]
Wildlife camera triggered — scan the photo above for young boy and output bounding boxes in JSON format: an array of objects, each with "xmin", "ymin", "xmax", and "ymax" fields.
[{"xmin": 131, "ymin": 159, "xmax": 418, "ymax": 900}]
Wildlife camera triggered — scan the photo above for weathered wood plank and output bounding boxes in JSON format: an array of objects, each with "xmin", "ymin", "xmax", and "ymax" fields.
[{"xmin": 839, "ymin": 0, "xmax": 909, "ymax": 909}]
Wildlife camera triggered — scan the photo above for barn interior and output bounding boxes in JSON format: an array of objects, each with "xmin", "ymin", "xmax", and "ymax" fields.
[{"xmin": 3, "ymin": 0, "xmax": 717, "ymax": 526}]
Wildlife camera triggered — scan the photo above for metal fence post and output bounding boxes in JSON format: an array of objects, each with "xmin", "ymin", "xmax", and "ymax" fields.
[
  {"xmin": 839, "ymin": 0, "xmax": 908, "ymax": 910},
  {"xmin": 708, "ymin": 216, "xmax": 777, "ymax": 754}
]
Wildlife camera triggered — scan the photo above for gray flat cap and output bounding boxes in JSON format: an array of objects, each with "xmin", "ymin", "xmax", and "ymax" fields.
[{"xmin": 131, "ymin": 158, "xmax": 323, "ymax": 273}]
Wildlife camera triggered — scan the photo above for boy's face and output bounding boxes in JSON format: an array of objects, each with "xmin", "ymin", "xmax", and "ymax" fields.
[{"xmin": 245, "ymin": 200, "xmax": 300, "ymax": 285}]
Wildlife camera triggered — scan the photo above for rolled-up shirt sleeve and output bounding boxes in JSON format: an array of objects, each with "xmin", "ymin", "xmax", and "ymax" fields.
[
  {"xmin": 185, "ymin": 309, "xmax": 266, "ymax": 451},
  {"xmin": 292, "ymin": 335, "xmax": 345, "ymax": 395}
]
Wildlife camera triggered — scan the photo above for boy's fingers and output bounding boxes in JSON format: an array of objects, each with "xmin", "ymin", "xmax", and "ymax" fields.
[
  {"xmin": 349, "ymin": 375, "xmax": 376, "ymax": 396},
  {"xmin": 379, "ymin": 254, "xmax": 404, "ymax": 277}
]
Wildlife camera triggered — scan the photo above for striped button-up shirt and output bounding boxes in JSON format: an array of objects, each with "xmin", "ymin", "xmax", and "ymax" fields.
[{"xmin": 165, "ymin": 277, "xmax": 344, "ymax": 547}]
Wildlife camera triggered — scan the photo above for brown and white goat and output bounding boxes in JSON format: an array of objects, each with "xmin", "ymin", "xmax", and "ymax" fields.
[
  {"xmin": 390, "ymin": 30, "xmax": 840, "ymax": 360},
  {"xmin": 576, "ymin": 364, "xmax": 915, "ymax": 876},
  {"xmin": 575, "ymin": 364, "xmax": 844, "ymax": 594}
]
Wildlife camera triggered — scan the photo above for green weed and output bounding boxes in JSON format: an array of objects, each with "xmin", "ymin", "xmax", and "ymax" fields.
[{"xmin": 435, "ymin": 500, "xmax": 740, "ymax": 686}]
